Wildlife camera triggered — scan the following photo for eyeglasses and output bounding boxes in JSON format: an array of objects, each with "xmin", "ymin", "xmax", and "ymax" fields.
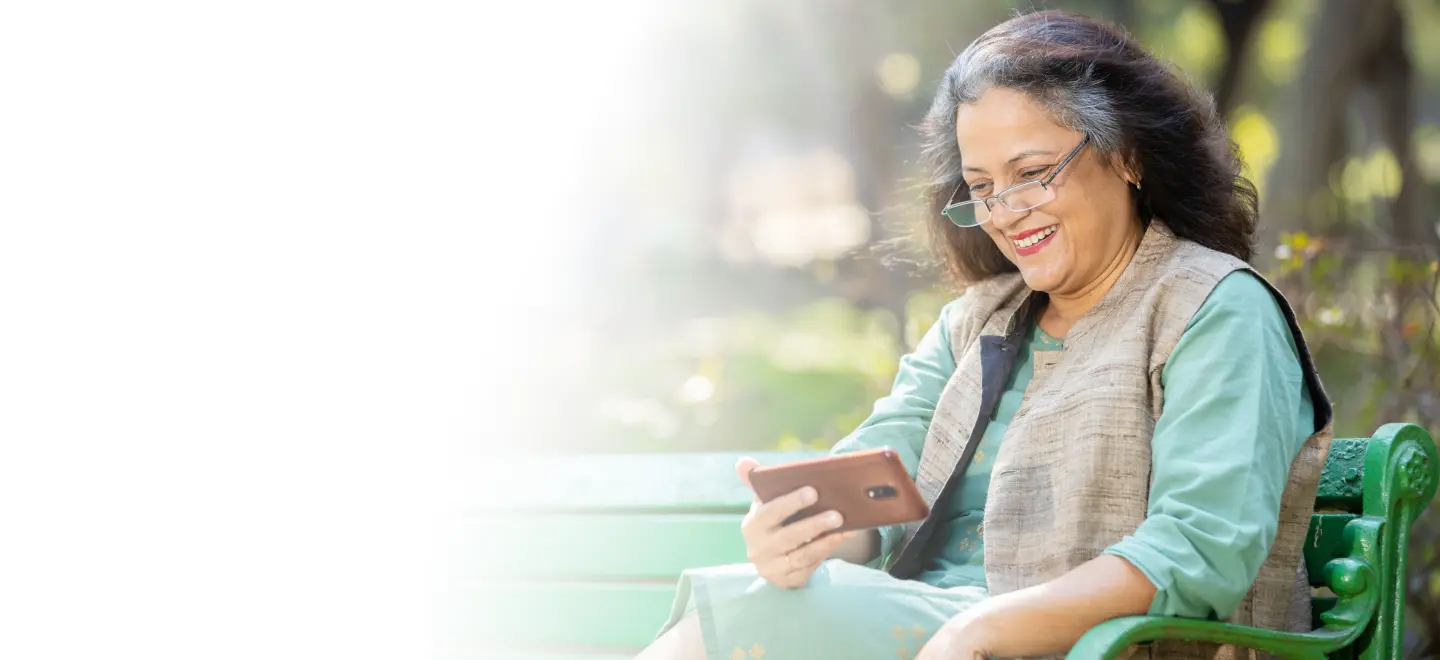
[{"xmin": 941, "ymin": 134, "xmax": 1091, "ymax": 228}]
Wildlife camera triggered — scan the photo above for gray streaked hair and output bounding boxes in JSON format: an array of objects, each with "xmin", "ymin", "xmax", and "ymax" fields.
[{"xmin": 919, "ymin": 10, "xmax": 1255, "ymax": 285}]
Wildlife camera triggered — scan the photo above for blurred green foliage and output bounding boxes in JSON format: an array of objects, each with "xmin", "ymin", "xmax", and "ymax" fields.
[{"xmin": 585, "ymin": 293, "xmax": 947, "ymax": 454}]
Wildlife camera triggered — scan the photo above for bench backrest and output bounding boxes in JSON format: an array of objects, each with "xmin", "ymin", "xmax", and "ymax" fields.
[
  {"xmin": 464, "ymin": 452, "xmax": 816, "ymax": 659},
  {"xmin": 464, "ymin": 426, "xmax": 1436, "ymax": 659}
]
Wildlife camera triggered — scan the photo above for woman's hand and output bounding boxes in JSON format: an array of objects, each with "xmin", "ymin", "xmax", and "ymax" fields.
[
  {"xmin": 915, "ymin": 613, "xmax": 993, "ymax": 660},
  {"xmin": 736, "ymin": 457, "xmax": 854, "ymax": 589}
]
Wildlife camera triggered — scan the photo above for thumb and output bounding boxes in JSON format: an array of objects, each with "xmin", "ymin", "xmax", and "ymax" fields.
[{"xmin": 735, "ymin": 456, "xmax": 761, "ymax": 493}]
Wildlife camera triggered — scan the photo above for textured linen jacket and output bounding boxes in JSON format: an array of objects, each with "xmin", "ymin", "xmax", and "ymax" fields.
[{"xmin": 885, "ymin": 221, "xmax": 1333, "ymax": 660}]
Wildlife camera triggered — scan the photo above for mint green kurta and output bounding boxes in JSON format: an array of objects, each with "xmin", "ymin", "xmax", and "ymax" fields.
[{"xmin": 658, "ymin": 271, "xmax": 1314, "ymax": 657}]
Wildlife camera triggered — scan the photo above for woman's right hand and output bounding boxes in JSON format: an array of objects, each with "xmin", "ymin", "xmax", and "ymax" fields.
[{"xmin": 735, "ymin": 457, "xmax": 854, "ymax": 589}]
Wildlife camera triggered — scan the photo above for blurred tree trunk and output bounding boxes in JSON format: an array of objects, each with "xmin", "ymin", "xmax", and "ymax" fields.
[
  {"xmin": 835, "ymin": 1, "xmax": 914, "ymax": 320},
  {"xmin": 777, "ymin": 0, "xmax": 921, "ymax": 350},
  {"xmin": 1260, "ymin": 1, "xmax": 1374, "ymax": 273},
  {"xmin": 1205, "ymin": 0, "xmax": 1270, "ymax": 117},
  {"xmin": 1365, "ymin": 3, "xmax": 1433, "ymax": 257}
]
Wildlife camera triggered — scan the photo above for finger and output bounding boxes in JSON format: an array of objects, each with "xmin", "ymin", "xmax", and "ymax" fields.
[
  {"xmin": 735, "ymin": 457, "xmax": 761, "ymax": 494},
  {"xmin": 787, "ymin": 543, "xmax": 811, "ymax": 573},
  {"xmin": 736, "ymin": 458, "xmax": 764, "ymax": 536},
  {"xmin": 757, "ymin": 553, "xmax": 809, "ymax": 589},
  {"xmin": 767, "ymin": 509, "xmax": 844, "ymax": 554},
  {"xmin": 773, "ymin": 536, "xmax": 844, "ymax": 589},
  {"xmin": 754, "ymin": 552, "xmax": 800, "ymax": 587},
  {"xmin": 781, "ymin": 538, "xmax": 845, "ymax": 584},
  {"xmin": 758, "ymin": 541, "xmax": 813, "ymax": 576},
  {"xmin": 788, "ymin": 529, "xmax": 849, "ymax": 570},
  {"xmin": 811, "ymin": 528, "xmax": 852, "ymax": 557},
  {"xmin": 785, "ymin": 533, "xmax": 843, "ymax": 574},
  {"xmin": 752, "ymin": 485, "xmax": 818, "ymax": 530}
]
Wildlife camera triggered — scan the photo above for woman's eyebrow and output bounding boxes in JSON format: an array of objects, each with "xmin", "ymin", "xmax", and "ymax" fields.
[{"xmin": 962, "ymin": 148, "xmax": 1060, "ymax": 172}]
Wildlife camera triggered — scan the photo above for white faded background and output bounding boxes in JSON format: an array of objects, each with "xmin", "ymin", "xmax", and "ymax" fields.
[{"xmin": 0, "ymin": 1, "xmax": 635, "ymax": 657}]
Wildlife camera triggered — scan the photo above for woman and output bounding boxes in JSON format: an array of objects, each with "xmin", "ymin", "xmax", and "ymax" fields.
[{"xmin": 638, "ymin": 10, "xmax": 1331, "ymax": 660}]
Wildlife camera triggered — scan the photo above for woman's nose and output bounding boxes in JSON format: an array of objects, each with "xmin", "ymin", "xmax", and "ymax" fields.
[{"xmin": 986, "ymin": 201, "xmax": 1028, "ymax": 230}]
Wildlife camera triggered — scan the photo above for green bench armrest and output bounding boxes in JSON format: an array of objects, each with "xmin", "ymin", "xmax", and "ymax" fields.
[
  {"xmin": 1069, "ymin": 520, "xmax": 1380, "ymax": 660},
  {"xmin": 1068, "ymin": 615, "xmax": 1355, "ymax": 660},
  {"xmin": 1069, "ymin": 422, "xmax": 1437, "ymax": 660}
]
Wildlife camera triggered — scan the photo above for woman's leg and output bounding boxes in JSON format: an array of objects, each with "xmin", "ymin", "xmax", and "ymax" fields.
[
  {"xmin": 642, "ymin": 560, "xmax": 986, "ymax": 659},
  {"xmin": 634, "ymin": 614, "xmax": 705, "ymax": 660}
]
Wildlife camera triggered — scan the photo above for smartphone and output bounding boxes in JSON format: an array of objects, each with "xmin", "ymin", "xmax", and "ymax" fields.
[{"xmin": 746, "ymin": 447, "xmax": 929, "ymax": 532}]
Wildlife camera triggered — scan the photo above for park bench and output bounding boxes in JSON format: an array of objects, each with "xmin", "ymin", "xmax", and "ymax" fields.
[{"xmin": 467, "ymin": 423, "xmax": 1437, "ymax": 659}]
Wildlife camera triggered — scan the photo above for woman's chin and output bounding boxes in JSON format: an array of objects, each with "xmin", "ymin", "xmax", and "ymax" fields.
[{"xmin": 1018, "ymin": 264, "xmax": 1065, "ymax": 293}]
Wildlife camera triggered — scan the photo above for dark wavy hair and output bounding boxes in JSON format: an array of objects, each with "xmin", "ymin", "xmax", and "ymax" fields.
[{"xmin": 921, "ymin": 10, "xmax": 1258, "ymax": 285}]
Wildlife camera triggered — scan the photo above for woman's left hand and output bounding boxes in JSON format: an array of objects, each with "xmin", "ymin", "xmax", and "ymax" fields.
[{"xmin": 916, "ymin": 616, "xmax": 992, "ymax": 660}]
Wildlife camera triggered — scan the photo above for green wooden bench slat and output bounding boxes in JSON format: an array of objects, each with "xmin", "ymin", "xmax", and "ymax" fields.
[
  {"xmin": 1315, "ymin": 438, "xmax": 1367, "ymax": 511},
  {"xmin": 1303, "ymin": 513, "xmax": 1356, "ymax": 586},
  {"xmin": 473, "ymin": 582, "xmax": 675, "ymax": 650},
  {"xmin": 470, "ymin": 514, "xmax": 747, "ymax": 580},
  {"xmin": 470, "ymin": 451, "xmax": 824, "ymax": 513},
  {"xmin": 469, "ymin": 438, "xmax": 1370, "ymax": 512}
]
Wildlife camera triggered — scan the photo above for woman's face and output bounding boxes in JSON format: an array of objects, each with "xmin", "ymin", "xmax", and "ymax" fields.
[{"xmin": 954, "ymin": 87, "xmax": 1140, "ymax": 295}]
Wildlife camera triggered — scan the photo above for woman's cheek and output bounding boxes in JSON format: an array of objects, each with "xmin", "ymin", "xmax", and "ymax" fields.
[{"xmin": 985, "ymin": 228, "xmax": 1014, "ymax": 260}]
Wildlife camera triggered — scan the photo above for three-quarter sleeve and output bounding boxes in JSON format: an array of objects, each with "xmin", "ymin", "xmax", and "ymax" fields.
[
  {"xmin": 1102, "ymin": 271, "xmax": 1315, "ymax": 619},
  {"xmin": 831, "ymin": 299, "xmax": 959, "ymax": 568}
]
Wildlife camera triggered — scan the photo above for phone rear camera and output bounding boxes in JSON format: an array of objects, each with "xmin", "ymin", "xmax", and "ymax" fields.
[{"xmin": 866, "ymin": 485, "xmax": 897, "ymax": 500}]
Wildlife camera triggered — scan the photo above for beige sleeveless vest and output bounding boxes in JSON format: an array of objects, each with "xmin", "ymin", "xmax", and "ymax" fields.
[{"xmin": 888, "ymin": 222, "xmax": 1333, "ymax": 660}]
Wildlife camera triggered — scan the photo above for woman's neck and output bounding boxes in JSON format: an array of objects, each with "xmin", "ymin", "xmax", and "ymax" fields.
[{"xmin": 1038, "ymin": 233, "xmax": 1143, "ymax": 338}]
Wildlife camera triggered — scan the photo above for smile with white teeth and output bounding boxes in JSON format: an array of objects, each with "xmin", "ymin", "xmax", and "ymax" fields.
[{"xmin": 1013, "ymin": 225, "xmax": 1057, "ymax": 248}]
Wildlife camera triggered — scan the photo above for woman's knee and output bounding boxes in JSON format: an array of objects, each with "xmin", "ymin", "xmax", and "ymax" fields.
[{"xmin": 635, "ymin": 614, "xmax": 706, "ymax": 660}]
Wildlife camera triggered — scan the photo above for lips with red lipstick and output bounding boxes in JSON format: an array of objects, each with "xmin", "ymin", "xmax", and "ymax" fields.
[{"xmin": 1009, "ymin": 225, "xmax": 1058, "ymax": 257}]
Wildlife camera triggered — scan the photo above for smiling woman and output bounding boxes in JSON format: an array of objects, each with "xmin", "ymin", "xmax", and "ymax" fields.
[
  {"xmin": 948, "ymin": 89, "xmax": 1144, "ymax": 337},
  {"xmin": 635, "ymin": 10, "xmax": 1331, "ymax": 660},
  {"xmin": 920, "ymin": 11, "xmax": 1259, "ymax": 296}
]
